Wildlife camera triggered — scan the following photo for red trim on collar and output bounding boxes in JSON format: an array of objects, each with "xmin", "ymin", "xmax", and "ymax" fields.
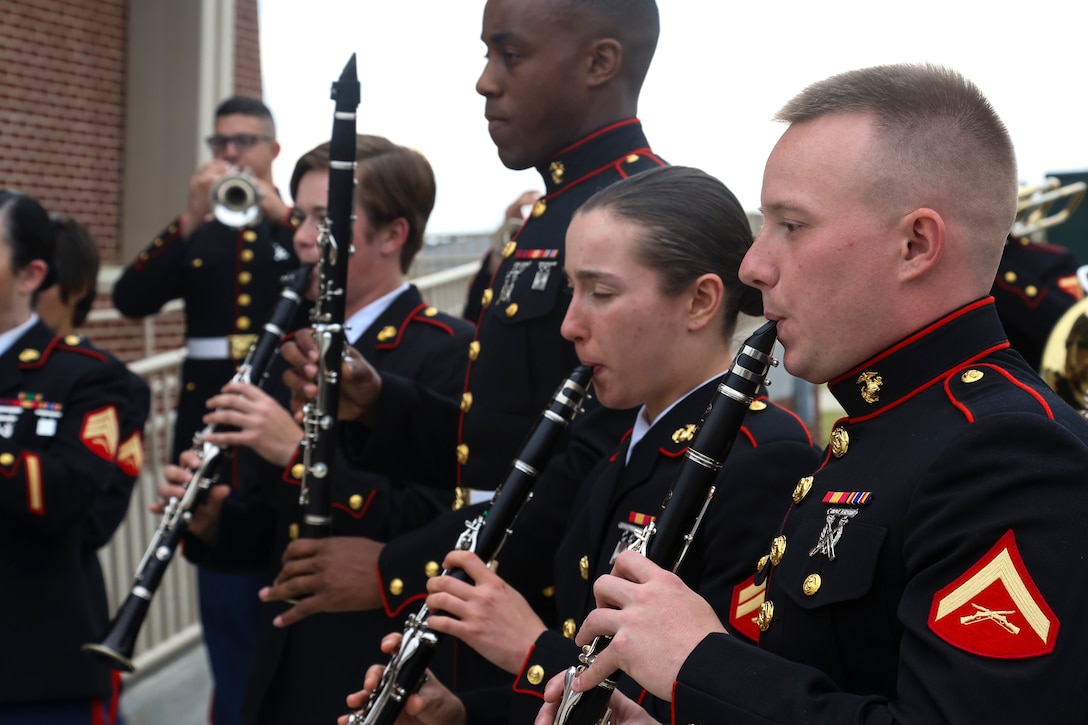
[
  {"xmin": 830, "ymin": 298, "xmax": 995, "ymax": 386},
  {"xmin": 552, "ymin": 119, "xmax": 641, "ymax": 158}
]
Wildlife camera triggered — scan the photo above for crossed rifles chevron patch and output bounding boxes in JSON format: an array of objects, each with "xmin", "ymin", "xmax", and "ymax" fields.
[{"xmin": 928, "ymin": 529, "xmax": 1058, "ymax": 659}]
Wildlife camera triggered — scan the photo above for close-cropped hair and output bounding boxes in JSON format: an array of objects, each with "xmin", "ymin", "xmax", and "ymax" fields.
[
  {"xmin": 577, "ymin": 165, "xmax": 760, "ymax": 338},
  {"xmin": 776, "ymin": 63, "xmax": 1018, "ymax": 245},
  {"xmin": 215, "ymin": 96, "xmax": 276, "ymax": 136},
  {"xmin": 49, "ymin": 214, "xmax": 101, "ymax": 327},
  {"xmin": 290, "ymin": 135, "xmax": 436, "ymax": 274},
  {"xmin": 0, "ymin": 189, "xmax": 57, "ymax": 297},
  {"xmin": 564, "ymin": 0, "xmax": 659, "ymax": 93}
]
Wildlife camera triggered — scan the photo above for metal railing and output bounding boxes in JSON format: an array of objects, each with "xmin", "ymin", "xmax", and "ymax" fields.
[{"xmin": 92, "ymin": 260, "xmax": 480, "ymax": 677}]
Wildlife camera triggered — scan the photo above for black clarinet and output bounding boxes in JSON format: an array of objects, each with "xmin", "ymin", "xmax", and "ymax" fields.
[
  {"xmin": 348, "ymin": 365, "xmax": 594, "ymax": 725},
  {"xmin": 82, "ymin": 264, "xmax": 313, "ymax": 672},
  {"xmin": 298, "ymin": 54, "xmax": 359, "ymax": 538},
  {"xmin": 552, "ymin": 321, "xmax": 778, "ymax": 725}
]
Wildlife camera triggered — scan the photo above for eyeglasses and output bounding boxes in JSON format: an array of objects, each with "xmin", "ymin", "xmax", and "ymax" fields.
[{"xmin": 205, "ymin": 133, "xmax": 273, "ymax": 153}]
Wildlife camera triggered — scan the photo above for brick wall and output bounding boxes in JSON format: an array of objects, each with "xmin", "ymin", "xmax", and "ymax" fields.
[{"xmin": 235, "ymin": 0, "xmax": 264, "ymax": 99}]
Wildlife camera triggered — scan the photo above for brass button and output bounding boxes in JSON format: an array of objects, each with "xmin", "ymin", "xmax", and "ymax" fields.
[
  {"xmin": 481, "ymin": 288, "xmax": 493, "ymax": 308},
  {"xmin": 424, "ymin": 306, "xmax": 439, "ymax": 317},
  {"xmin": 460, "ymin": 392, "xmax": 473, "ymax": 413},
  {"xmin": 625, "ymin": 154, "xmax": 640, "ymax": 164},
  {"xmin": 563, "ymin": 618, "xmax": 577, "ymax": 639},
  {"xmin": 192, "ymin": 258, "xmax": 203, "ymax": 268},
  {"xmin": 139, "ymin": 251, "xmax": 149, "ymax": 261},
  {"xmin": 18, "ymin": 348, "xmax": 39, "ymax": 362},
  {"xmin": 238, "ymin": 293, "xmax": 252, "ymax": 307},
  {"xmin": 792, "ymin": 476, "xmax": 813, "ymax": 503},
  {"xmin": 769, "ymin": 535, "xmax": 787, "ymax": 566},
  {"xmin": 531, "ymin": 199, "xmax": 547, "ymax": 217},
  {"xmin": 291, "ymin": 463, "xmax": 304, "ymax": 480},
  {"xmin": 803, "ymin": 574, "xmax": 822, "ymax": 596},
  {"xmin": 377, "ymin": 325, "xmax": 397, "ymax": 342},
  {"xmin": 505, "ymin": 303, "xmax": 519, "ymax": 318},
  {"xmin": 756, "ymin": 600, "xmax": 775, "ymax": 631},
  {"xmin": 542, "ymin": 585, "xmax": 555, "ymax": 598},
  {"xmin": 349, "ymin": 494, "xmax": 364, "ymax": 511},
  {"xmin": 425, "ymin": 561, "xmax": 441, "ymax": 578},
  {"xmin": 1025, "ymin": 285, "xmax": 1038, "ymax": 297},
  {"xmin": 243, "ymin": 230, "xmax": 258, "ymax": 242},
  {"xmin": 238, "ymin": 271, "xmax": 252, "ymax": 284},
  {"xmin": 1004, "ymin": 271, "xmax": 1017, "ymax": 283},
  {"xmin": 153, "ymin": 237, "xmax": 163, "ymax": 247},
  {"xmin": 452, "ymin": 486, "xmax": 467, "ymax": 511},
  {"xmin": 0, "ymin": 453, "xmax": 14, "ymax": 466},
  {"xmin": 527, "ymin": 664, "xmax": 545, "ymax": 686},
  {"xmin": 288, "ymin": 523, "xmax": 299, "ymax": 540},
  {"xmin": 579, "ymin": 555, "xmax": 590, "ymax": 580},
  {"xmin": 502, "ymin": 241, "xmax": 517, "ymax": 259},
  {"xmin": 456, "ymin": 444, "xmax": 469, "ymax": 465},
  {"xmin": 389, "ymin": 578, "xmax": 404, "ymax": 596},
  {"xmin": 830, "ymin": 426, "xmax": 849, "ymax": 458},
  {"xmin": 757, "ymin": 554, "xmax": 769, "ymax": 573},
  {"xmin": 749, "ymin": 400, "xmax": 767, "ymax": 411},
  {"xmin": 64, "ymin": 334, "xmax": 81, "ymax": 345},
  {"xmin": 961, "ymin": 369, "xmax": 984, "ymax": 384},
  {"xmin": 186, "ymin": 382, "xmax": 197, "ymax": 392},
  {"xmin": 468, "ymin": 341, "xmax": 480, "ymax": 361},
  {"xmin": 168, "ymin": 223, "xmax": 178, "ymax": 234},
  {"xmin": 236, "ymin": 316, "xmax": 251, "ymax": 331},
  {"xmin": 240, "ymin": 249, "xmax": 254, "ymax": 262}
]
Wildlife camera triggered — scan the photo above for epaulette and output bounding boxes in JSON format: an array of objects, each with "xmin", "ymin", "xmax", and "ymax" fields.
[
  {"xmin": 18, "ymin": 334, "xmax": 108, "ymax": 369},
  {"xmin": 943, "ymin": 363, "xmax": 1054, "ymax": 424}
]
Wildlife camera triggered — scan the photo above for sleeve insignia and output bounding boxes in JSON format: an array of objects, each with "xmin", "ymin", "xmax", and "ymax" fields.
[
  {"xmin": 729, "ymin": 574, "xmax": 767, "ymax": 643},
  {"xmin": 928, "ymin": 529, "xmax": 1058, "ymax": 659},
  {"xmin": 1057, "ymin": 274, "xmax": 1084, "ymax": 300},
  {"xmin": 80, "ymin": 406, "xmax": 120, "ymax": 462},
  {"xmin": 117, "ymin": 431, "xmax": 144, "ymax": 476}
]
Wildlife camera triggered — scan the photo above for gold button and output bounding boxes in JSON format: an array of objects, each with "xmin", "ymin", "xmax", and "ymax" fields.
[
  {"xmin": 288, "ymin": 523, "xmax": 299, "ymax": 540},
  {"xmin": 377, "ymin": 325, "xmax": 397, "ymax": 342},
  {"xmin": 502, "ymin": 241, "xmax": 517, "ymax": 259},
  {"xmin": 542, "ymin": 585, "xmax": 555, "ymax": 598},
  {"xmin": 139, "ymin": 251, "xmax": 149, "ymax": 261},
  {"xmin": 64, "ymin": 334, "xmax": 81, "ymax": 345},
  {"xmin": 425, "ymin": 561, "xmax": 440, "ymax": 578},
  {"xmin": 527, "ymin": 664, "xmax": 545, "ymax": 686},
  {"xmin": 452, "ymin": 486, "xmax": 467, "ymax": 511},
  {"xmin": 389, "ymin": 578, "xmax": 404, "ymax": 596},
  {"xmin": 830, "ymin": 426, "xmax": 849, "ymax": 458},
  {"xmin": 291, "ymin": 463, "xmax": 304, "ymax": 480},
  {"xmin": 1025, "ymin": 285, "xmax": 1038, "ymax": 297},
  {"xmin": 461, "ymin": 392, "xmax": 473, "ymax": 413},
  {"xmin": 456, "ymin": 444, "xmax": 469, "ymax": 465},
  {"xmin": 757, "ymin": 554, "xmax": 769, "ymax": 573},
  {"xmin": 238, "ymin": 271, "xmax": 252, "ymax": 284},
  {"xmin": 238, "ymin": 293, "xmax": 252, "ymax": 307},
  {"xmin": 349, "ymin": 494, "xmax": 364, "ymax": 511},
  {"xmin": 236, "ymin": 316, "xmax": 251, "ymax": 331},
  {"xmin": 168, "ymin": 223, "xmax": 178, "ymax": 234},
  {"xmin": 481, "ymin": 288, "xmax": 493, "ymax": 308},
  {"xmin": 240, "ymin": 249, "xmax": 254, "ymax": 262},
  {"xmin": 18, "ymin": 348, "xmax": 39, "ymax": 362},
  {"xmin": 153, "ymin": 237, "xmax": 163, "ymax": 247},
  {"xmin": 961, "ymin": 369, "xmax": 984, "ymax": 383},
  {"xmin": 531, "ymin": 199, "xmax": 547, "ymax": 217},
  {"xmin": 625, "ymin": 154, "xmax": 640, "ymax": 163},
  {"xmin": 769, "ymin": 535, "xmax": 787, "ymax": 566},
  {"xmin": 186, "ymin": 382, "xmax": 196, "ymax": 392},
  {"xmin": 1004, "ymin": 271, "xmax": 1017, "ymax": 283},
  {"xmin": 803, "ymin": 574, "xmax": 822, "ymax": 596},
  {"xmin": 756, "ymin": 600, "xmax": 775, "ymax": 631},
  {"xmin": 0, "ymin": 453, "xmax": 14, "ymax": 466},
  {"xmin": 505, "ymin": 303, "xmax": 518, "ymax": 318},
  {"xmin": 563, "ymin": 618, "xmax": 577, "ymax": 639},
  {"xmin": 579, "ymin": 555, "xmax": 590, "ymax": 580},
  {"xmin": 424, "ymin": 306, "xmax": 438, "ymax": 317},
  {"xmin": 243, "ymin": 230, "xmax": 258, "ymax": 242},
  {"xmin": 192, "ymin": 258, "xmax": 203, "ymax": 268},
  {"xmin": 749, "ymin": 400, "xmax": 767, "ymax": 411},
  {"xmin": 793, "ymin": 476, "xmax": 813, "ymax": 503},
  {"xmin": 468, "ymin": 341, "xmax": 480, "ymax": 361}
]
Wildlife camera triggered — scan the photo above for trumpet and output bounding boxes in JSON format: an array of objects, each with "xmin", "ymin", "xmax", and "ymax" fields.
[
  {"xmin": 1012, "ymin": 177, "xmax": 1087, "ymax": 240},
  {"xmin": 82, "ymin": 264, "xmax": 312, "ymax": 672},
  {"xmin": 210, "ymin": 168, "xmax": 261, "ymax": 228}
]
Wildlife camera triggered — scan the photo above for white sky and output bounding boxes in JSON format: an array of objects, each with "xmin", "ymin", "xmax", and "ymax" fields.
[{"xmin": 260, "ymin": 1, "xmax": 1088, "ymax": 235}]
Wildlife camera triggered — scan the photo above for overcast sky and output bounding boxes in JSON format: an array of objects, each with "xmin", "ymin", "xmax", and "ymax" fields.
[{"xmin": 259, "ymin": 1, "xmax": 1088, "ymax": 235}]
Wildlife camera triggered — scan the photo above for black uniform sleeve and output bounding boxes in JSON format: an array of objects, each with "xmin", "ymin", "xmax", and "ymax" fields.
[{"xmin": 112, "ymin": 218, "xmax": 189, "ymax": 318}]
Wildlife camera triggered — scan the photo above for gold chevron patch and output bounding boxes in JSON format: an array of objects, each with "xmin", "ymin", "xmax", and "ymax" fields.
[
  {"xmin": 80, "ymin": 406, "xmax": 119, "ymax": 462},
  {"xmin": 117, "ymin": 431, "xmax": 144, "ymax": 476}
]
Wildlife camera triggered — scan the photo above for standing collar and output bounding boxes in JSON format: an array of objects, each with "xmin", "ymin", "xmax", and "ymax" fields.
[
  {"xmin": 535, "ymin": 119, "xmax": 652, "ymax": 195},
  {"xmin": 828, "ymin": 298, "xmax": 1010, "ymax": 419}
]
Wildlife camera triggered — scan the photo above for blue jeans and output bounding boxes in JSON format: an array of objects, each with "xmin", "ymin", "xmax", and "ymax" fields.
[{"xmin": 197, "ymin": 568, "xmax": 265, "ymax": 725}]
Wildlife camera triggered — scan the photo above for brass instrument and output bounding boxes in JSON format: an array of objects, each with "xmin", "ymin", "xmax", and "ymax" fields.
[
  {"xmin": 1042, "ymin": 296, "xmax": 1088, "ymax": 417},
  {"xmin": 82, "ymin": 264, "xmax": 312, "ymax": 672},
  {"xmin": 349, "ymin": 365, "xmax": 593, "ymax": 725},
  {"xmin": 1013, "ymin": 177, "xmax": 1087, "ymax": 240},
  {"xmin": 211, "ymin": 169, "xmax": 261, "ymax": 228},
  {"xmin": 553, "ymin": 322, "xmax": 779, "ymax": 725}
]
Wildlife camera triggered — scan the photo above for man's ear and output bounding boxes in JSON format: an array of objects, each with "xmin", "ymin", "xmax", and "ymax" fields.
[
  {"xmin": 586, "ymin": 38, "xmax": 622, "ymax": 88},
  {"xmin": 687, "ymin": 273, "xmax": 725, "ymax": 332},
  {"xmin": 898, "ymin": 208, "xmax": 944, "ymax": 282},
  {"xmin": 17, "ymin": 259, "xmax": 49, "ymax": 297},
  {"xmin": 380, "ymin": 217, "xmax": 409, "ymax": 256}
]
